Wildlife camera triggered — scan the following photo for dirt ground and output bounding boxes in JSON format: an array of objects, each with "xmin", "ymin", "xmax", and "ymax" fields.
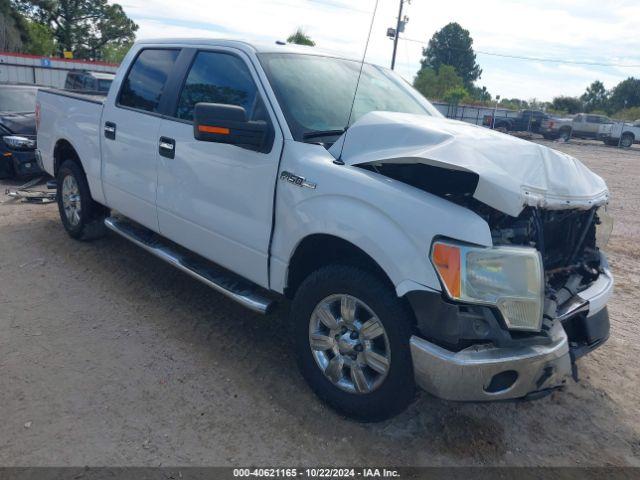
[{"xmin": 0, "ymin": 140, "xmax": 639, "ymax": 467}]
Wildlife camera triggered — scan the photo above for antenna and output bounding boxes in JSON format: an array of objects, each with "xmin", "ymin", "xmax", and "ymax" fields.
[{"xmin": 336, "ymin": 0, "xmax": 380, "ymax": 165}]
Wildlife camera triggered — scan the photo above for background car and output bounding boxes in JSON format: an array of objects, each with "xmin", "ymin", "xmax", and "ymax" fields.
[
  {"xmin": 0, "ymin": 84, "xmax": 43, "ymax": 179},
  {"xmin": 64, "ymin": 71, "xmax": 115, "ymax": 94}
]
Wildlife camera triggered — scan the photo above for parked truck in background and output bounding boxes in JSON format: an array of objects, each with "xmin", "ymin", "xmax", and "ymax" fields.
[
  {"xmin": 599, "ymin": 120, "xmax": 640, "ymax": 148},
  {"xmin": 540, "ymin": 113, "xmax": 613, "ymax": 141},
  {"xmin": 483, "ymin": 109, "xmax": 548, "ymax": 134},
  {"xmin": 64, "ymin": 71, "xmax": 115, "ymax": 94},
  {"xmin": 35, "ymin": 39, "xmax": 614, "ymax": 421}
]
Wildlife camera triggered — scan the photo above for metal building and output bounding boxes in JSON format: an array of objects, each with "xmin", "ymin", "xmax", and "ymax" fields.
[{"xmin": 0, "ymin": 51, "xmax": 118, "ymax": 88}]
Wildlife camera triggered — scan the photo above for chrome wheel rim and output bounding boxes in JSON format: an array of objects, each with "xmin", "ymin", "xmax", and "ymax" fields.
[
  {"xmin": 61, "ymin": 174, "xmax": 81, "ymax": 227},
  {"xmin": 309, "ymin": 294, "xmax": 391, "ymax": 394}
]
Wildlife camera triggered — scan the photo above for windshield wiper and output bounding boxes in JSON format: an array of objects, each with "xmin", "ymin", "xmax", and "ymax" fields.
[{"xmin": 302, "ymin": 128, "xmax": 347, "ymax": 140}]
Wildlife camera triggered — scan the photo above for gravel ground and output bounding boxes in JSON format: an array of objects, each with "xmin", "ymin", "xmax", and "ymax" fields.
[{"xmin": 0, "ymin": 140, "xmax": 639, "ymax": 467}]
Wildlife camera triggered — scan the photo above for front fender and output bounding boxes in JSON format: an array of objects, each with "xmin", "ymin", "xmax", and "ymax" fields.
[
  {"xmin": 274, "ymin": 194, "xmax": 438, "ymax": 296},
  {"xmin": 270, "ymin": 141, "xmax": 493, "ymax": 296}
]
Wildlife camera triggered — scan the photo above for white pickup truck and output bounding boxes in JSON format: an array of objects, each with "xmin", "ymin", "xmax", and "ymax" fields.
[
  {"xmin": 35, "ymin": 39, "xmax": 614, "ymax": 421},
  {"xmin": 600, "ymin": 120, "xmax": 640, "ymax": 148}
]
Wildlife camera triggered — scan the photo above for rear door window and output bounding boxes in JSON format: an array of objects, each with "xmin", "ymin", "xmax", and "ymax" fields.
[{"xmin": 119, "ymin": 49, "xmax": 180, "ymax": 113}]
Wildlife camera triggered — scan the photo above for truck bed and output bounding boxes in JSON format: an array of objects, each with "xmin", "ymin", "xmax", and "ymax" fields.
[{"xmin": 37, "ymin": 88, "xmax": 106, "ymax": 204}]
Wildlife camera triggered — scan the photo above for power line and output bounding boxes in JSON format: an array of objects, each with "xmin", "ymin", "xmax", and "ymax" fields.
[{"xmin": 400, "ymin": 36, "xmax": 640, "ymax": 68}]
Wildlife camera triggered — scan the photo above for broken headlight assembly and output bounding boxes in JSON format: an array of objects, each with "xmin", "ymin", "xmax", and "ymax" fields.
[
  {"xmin": 3, "ymin": 135, "xmax": 36, "ymax": 150},
  {"xmin": 430, "ymin": 240, "xmax": 544, "ymax": 332}
]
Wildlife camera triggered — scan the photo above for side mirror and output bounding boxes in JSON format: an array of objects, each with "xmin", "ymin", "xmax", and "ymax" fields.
[{"xmin": 193, "ymin": 103, "xmax": 270, "ymax": 152}]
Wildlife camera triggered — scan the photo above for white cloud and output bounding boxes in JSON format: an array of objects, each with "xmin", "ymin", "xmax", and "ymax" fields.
[{"xmin": 118, "ymin": 0, "xmax": 640, "ymax": 101}]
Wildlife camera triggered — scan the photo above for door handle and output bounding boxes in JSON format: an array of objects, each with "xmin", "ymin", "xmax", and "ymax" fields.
[
  {"xmin": 159, "ymin": 136, "xmax": 176, "ymax": 159},
  {"xmin": 104, "ymin": 121, "xmax": 116, "ymax": 140}
]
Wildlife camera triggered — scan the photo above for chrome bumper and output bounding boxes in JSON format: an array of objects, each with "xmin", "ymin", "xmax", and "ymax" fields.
[{"xmin": 410, "ymin": 266, "xmax": 614, "ymax": 402}]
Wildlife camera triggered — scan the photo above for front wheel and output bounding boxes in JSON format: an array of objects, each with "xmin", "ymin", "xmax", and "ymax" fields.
[
  {"xmin": 291, "ymin": 265, "xmax": 415, "ymax": 421},
  {"xmin": 559, "ymin": 128, "xmax": 572, "ymax": 142},
  {"xmin": 620, "ymin": 133, "xmax": 635, "ymax": 149},
  {"xmin": 56, "ymin": 160, "xmax": 108, "ymax": 240}
]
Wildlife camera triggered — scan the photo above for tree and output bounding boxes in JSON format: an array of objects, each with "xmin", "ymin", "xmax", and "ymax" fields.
[
  {"xmin": 14, "ymin": 0, "xmax": 137, "ymax": 60},
  {"xmin": 551, "ymin": 96, "xmax": 583, "ymax": 114},
  {"xmin": 499, "ymin": 98, "xmax": 530, "ymax": 111},
  {"xmin": 581, "ymin": 80, "xmax": 609, "ymax": 113},
  {"xmin": 24, "ymin": 19, "xmax": 54, "ymax": 55},
  {"xmin": 413, "ymin": 64, "xmax": 466, "ymax": 101},
  {"xmin": 443, "ymin": 86, "xmax": 467, "ymax": 106},
  {"xmin": 0, "ymin": 0, "xmax": 29, "ymax": 51},
  {"xmin": 612, "ymin": 106, "xmax": 640, "ymax": 122},
  {"xmin": 609, "ymin": 77, "xmax": 640, "ymax": 113},
  {"xmin": 469, "ymin": 85, "xmax": 492, "ymax": 103},
  {"xmin": 101, "ymin": 41, "xmax": 131, "ymax": 64},
  {"xmin": 418, "ymin": 22, "xmax": 482, "ymax": 88},
  {"xmin": 287, "ymin": 28, "xmax": 315, "ymax": 47}
]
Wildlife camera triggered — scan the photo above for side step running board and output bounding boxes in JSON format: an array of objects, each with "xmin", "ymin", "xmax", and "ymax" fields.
[{"xmin": 104, "ymin": 217, "xmax": 276, "ymax": 315}]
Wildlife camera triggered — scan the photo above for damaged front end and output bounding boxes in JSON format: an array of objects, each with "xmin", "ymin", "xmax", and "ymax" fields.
[
  {"xmin": 408, "ymin": 197, "xmax": 613, "ymax": 401},
  {"xmin": 360, "ymin": 163, "xmax": 613, "ymax": 401},
  {"xmin": 338, "ymin": 111, "xmax": 613, "ymax": 400},
  {"xmin": 482, "ymin": 204, "xmax": 613, "ymax": 361}
]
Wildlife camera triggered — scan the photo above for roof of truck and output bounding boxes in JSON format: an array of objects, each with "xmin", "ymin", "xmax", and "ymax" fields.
[{"xmin": 135, "ymin": 38, "xmax": 360, "ymax": 61}]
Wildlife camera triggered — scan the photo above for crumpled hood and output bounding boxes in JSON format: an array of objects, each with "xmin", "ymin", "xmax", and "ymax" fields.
[{"xmin": 330, "ymin": 111, "xmax": 609, "ymax": 217}]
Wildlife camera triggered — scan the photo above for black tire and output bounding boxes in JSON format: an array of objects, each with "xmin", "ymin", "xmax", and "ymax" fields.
[
  {"xmin": 621, "ymin": 133, "xmax": 634, "ymax": 149},
  {"xmin": 291, "ymin": 265, "xmax": 415, "ymax": 421},
  {"xmin": 56, "ymin": 160, "xmax": 108, "ymax": 240},
  {"xmin": 559, "ymin": 128, "xmax": 572, "ymax": 142}
]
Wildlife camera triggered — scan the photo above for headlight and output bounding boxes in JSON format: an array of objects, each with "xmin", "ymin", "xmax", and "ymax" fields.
[
  {"xmin": 431, "ymin": 240, "xmax": 544, "ymax": 332},
  {"xmin": 3, "ymin": 135, "xmax": 36, "ymax": 150}
]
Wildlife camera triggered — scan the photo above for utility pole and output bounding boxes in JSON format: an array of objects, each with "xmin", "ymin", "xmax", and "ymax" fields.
[{"xmin": 390, "ymin": 0, "xmax": 405, "ymax": 70}]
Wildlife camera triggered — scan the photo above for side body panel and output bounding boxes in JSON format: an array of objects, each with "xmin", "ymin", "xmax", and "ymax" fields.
[
  {"xmin": 100, "ymin": 104, "xmax": 163, "ymax": 231},
  {"xmin": 98, "ymin": 45, "xmax": 174, "ymax": 232},
  {"xmin": 155, "ymin": 47, "xmax": 285, "ymax": 288}
]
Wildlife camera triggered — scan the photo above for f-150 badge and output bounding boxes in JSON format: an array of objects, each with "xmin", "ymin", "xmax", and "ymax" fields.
[{"xmin": 280, "ymin": 171, "xmax": 317, "ymax": 190}]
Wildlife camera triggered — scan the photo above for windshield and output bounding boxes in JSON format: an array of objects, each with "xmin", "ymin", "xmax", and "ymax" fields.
[
  {"xmin": 0, "ymin": 88, "xmax": 37, "ymax": 113},
  {"xmin": 259, "ymin": 53, "xmax": 441, "ymax": 141}
]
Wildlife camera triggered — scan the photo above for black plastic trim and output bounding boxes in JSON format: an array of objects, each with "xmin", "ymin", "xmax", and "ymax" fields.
[{"xmin": 406, "ymin": 290, "xmax": 550, "ymax": 351}]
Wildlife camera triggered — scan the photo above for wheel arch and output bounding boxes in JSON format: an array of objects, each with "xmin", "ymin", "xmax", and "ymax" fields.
[
  {"xmin": 53, "ymin": 138, "xmax": 84, "ymax": 177},
  {"xmin": 284, "ymin": 234, "xmax": 396, "ymax": 300},
  {"xmin": 622, "ymin": 131, "xmax": 636, "ymax": 141}
]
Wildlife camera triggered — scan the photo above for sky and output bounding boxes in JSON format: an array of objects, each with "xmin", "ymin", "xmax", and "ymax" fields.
[{"xmin": 118, "ymin": 0, "xmax": 640, "ymax": 102}]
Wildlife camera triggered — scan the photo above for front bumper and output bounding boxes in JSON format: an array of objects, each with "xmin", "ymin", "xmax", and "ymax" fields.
[
  {"xmin": 1, "ymin": 148, "xmax": 44, "ymax": 178},
  {"xmin": 409, "ymin": 265, "xmax": 613, "ymax": 401}
]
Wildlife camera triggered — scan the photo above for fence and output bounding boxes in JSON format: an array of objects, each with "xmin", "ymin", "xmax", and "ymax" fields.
[
  {"xmin": 431, "ymin": 101, "xmax": 519, "ymax": 126},
  {"xmin": 0, "ymin": 51, "xmax": 118, "ymax": 89}
]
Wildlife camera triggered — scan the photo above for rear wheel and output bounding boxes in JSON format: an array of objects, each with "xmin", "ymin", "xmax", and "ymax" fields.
[
  {"xmin": 291, "ymin": 265, "xmax": 415, "ymax": 421},
  {"xmin": 56, "ymin": 160, "xmax": 108, "ymax": 240}
]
